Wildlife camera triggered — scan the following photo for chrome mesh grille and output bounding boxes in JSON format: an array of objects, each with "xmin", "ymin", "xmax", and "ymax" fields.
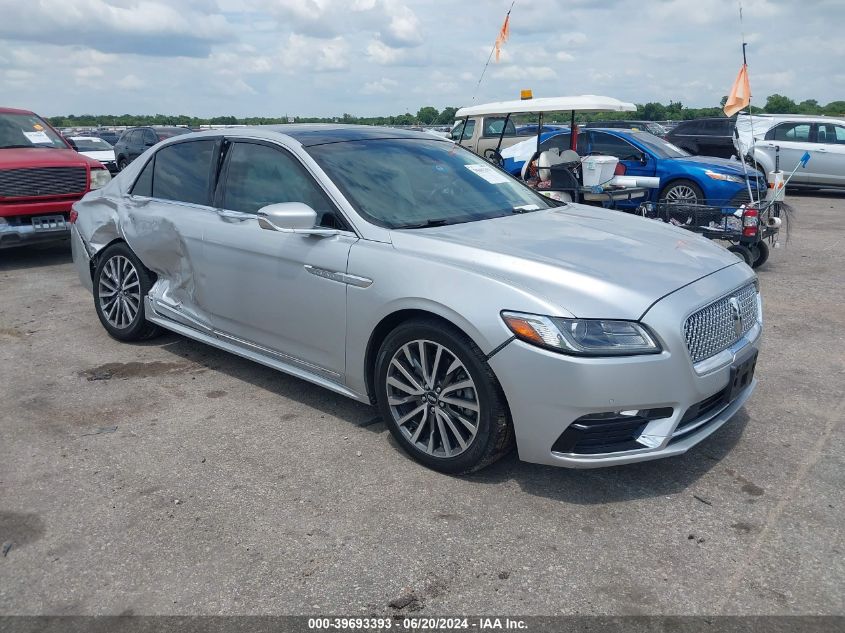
[
  {"xmin": 684, "ymin": 283, "xmax": 758, "ymax": 363},
  {"xmin": 0, "ymin": 167, "xmax": 87, "ymax": 198}
]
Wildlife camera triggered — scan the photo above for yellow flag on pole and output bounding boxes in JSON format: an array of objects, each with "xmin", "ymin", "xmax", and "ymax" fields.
[
  {"xmin": 494, "ymin": 14, "xmax": 510, "ymax": 62},
  {"xmin": 724, "ymin": 64, "xmax": 751, "ymax": 117}
]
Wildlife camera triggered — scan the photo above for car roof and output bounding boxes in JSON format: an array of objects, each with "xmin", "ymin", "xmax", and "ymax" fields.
[
  {"xmin": 263, "ymin": 124, "xmax": 442, "ymax": 146},
  {"xmin": 152, "ymin": 124, "xmax": 445, "ymax": 148},
  {"xmin": 0, "ymin": 106, "xmax": 38, "ymax": 115}
]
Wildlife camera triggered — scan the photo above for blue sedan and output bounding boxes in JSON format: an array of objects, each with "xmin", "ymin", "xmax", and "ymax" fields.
[{"xmin": 504, "ymin": 128, "xmax": 765, "ymax": 208}]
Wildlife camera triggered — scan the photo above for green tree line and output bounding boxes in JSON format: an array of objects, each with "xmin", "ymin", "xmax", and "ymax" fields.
[{"xmin": 48, "ymin": 95, "xmax": 844, "ymax": 129}]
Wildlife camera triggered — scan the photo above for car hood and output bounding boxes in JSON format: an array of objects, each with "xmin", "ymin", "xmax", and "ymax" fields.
[
  {"xmin": 79, "ymin": 149, "xmax": 116, "ymax": 162},
  {"xmin": 0, "ymin": 147, "xmax": 101, "ymax": 169},
  {"xmin": 671, "ymin": 155, "xmax": 756, "ymax": 176},
  {"xmin": 390, "ymin": 205, "xmax": 741, "ymax": 320}
]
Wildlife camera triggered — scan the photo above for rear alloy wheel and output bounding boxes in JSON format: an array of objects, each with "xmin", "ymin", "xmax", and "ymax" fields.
[
  {"xmin": 94, "ymin": 243, "xmax": 162, "ymax": 341},
  {"xmin": 660, "ymin": 179, "xmax": 704, "ymax": 205},
  {"xmin": 375, "ymin": 320, "xmax": 513, "ymax": 474}
]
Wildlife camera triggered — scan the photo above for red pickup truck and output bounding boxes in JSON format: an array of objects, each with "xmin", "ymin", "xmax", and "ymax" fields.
[{"xmin": 1, "ymin": 107, "xmax": 111, "ymax": 249}]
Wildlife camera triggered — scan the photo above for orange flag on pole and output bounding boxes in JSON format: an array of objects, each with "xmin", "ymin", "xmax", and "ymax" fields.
[
  {"xmin": 724, "ymin": 64, "xmax": 751, "ymax": 117},
  {"xmin": 494, "ymin": 14, "xmax": 510, "ymax": 62}
]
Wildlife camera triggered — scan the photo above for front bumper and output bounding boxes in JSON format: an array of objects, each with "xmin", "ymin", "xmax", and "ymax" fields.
[
  {"xmin": 490, "ymin": 264, "xmax": 760, "ymax": 467},
  {"xmin": 0, "ymin": 214, "xmax": 70, "ymax": 250}
]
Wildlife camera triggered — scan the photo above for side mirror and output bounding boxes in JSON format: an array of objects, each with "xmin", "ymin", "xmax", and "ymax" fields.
[{"xmin": 257, "ymin": 202, "xmax": 339, "ymax": 236}]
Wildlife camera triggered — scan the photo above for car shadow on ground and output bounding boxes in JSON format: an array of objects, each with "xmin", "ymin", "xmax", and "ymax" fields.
[
  {"xmin": 154, "ymin": 332, "xmax": 376, "ymax": 425},
  {"xmin": 0, "ymin": 241, "xmax": 71, "ymax": 272},
  {"xmin": 787, "ymin": 187, "xmax": 845, "ymax": 199},
  {"xmin": 153, "ymin": 330, "xmax": 747, "ymax": 504}
]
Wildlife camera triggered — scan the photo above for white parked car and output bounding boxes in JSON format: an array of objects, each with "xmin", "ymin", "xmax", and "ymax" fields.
[
  {"xmin": 70, "ymin": 136, "xmax": 118, "ymax": 174},
  {"xmin": 735, "ymin": 114, "xmax": 845, "ymax": 187}
]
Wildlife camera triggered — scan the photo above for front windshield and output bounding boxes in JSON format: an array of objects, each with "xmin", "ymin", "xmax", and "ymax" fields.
[
  {"xmin": 629, "ymin": 131, "xmax": 689, "ymax": 158},
  {"xmin": 0, "ymin": 113, "xmax": 67, "ymax": 149},
  {"xmin": 307, "ymin": 138, "xmax": 557, "ymax": 229},
  {"xmin": 70, "ymin": 137, "xmax": 113, "ymax": 151}
]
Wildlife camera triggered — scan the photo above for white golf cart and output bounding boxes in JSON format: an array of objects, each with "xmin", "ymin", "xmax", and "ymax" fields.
[{"xmin": 453, "ymin": 95, "xmax": 657, "ymax": 206}]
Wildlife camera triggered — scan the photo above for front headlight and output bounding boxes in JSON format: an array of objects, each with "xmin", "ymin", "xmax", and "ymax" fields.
[
  {"xmin": 89, "ymin": 168, "xmax": 111, "ymax": 190},
  {"xmin": 705, "ymin": 169, "xmax": 744, "ymax": 184},
  {"xmin": 501, "ymin": 311, "xmax": 661, "ymax": 356}
]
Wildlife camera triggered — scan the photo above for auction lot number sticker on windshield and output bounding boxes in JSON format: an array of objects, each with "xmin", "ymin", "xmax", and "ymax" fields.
[{"xmin": 464, "ymin": 164, "xmax": 510, "ymax": 184}]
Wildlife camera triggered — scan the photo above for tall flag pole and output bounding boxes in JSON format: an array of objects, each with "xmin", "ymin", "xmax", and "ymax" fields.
[
  {"xmin": 724, "ymin": 1, "xmax": 756, "ymax": 202},
  {"xmin": 471, "ymin": 1, "xmax": 516, "ymax": 102}
]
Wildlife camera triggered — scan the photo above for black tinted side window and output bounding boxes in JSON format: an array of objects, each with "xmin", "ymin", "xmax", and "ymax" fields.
[
  {"xmin": 152, "ymin": 140, "xmax": 216, "ymax": 205},
  {"xmin": 589, "ymin": 132, "xmax": 641, "ymax": 160},
  {"xmin": 131, "ymin": 157, "xmax": 154, "ymax": 196},
  {"xmin": 143, "ymin": 129, "xmax": 157, "ymax": 145},
  {"xmin": 223, "ymin": 142, "xmax": 339, "ymax": 225},
  {"xmin": 675, "ymin": 121, "xmax": 698, "ymax": 135}
]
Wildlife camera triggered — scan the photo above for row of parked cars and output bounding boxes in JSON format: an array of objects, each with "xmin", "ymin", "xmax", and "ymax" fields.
[
  {"xmin": 0, "ymin": 107, "xmax": 195, "ymax": 249},
  {"xmin": 457, "ymin": 113, "xmax": 845, "ymax": 201}
]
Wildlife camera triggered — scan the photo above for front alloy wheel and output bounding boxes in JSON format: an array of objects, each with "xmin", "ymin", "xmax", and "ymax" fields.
[
  {"xmin": 375, "ymin": 319, "xmax": 513, "ymax": 474},
  {"xmin": 660, "ymin": 179, "xmax": 704, "ymax": 205},
  {"xmin": 386, "ymin": 340, "xmax": 480, "ymax": 458}
]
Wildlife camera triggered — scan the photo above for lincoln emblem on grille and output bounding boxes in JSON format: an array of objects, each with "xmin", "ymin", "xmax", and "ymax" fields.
[{"xmin": 728, "ymin": 296, "xmax": 742, "ymax": 337}]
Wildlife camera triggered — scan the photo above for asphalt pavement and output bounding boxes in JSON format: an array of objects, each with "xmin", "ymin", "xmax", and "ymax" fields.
[{"xmin": 0, "ymin": 192, "xmax": 842, "ymax": 615}]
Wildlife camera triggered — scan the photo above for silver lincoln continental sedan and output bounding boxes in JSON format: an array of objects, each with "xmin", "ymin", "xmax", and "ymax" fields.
[{"xmin": 70, "ymin": 125, "xmax": 762, "ymax": 473}]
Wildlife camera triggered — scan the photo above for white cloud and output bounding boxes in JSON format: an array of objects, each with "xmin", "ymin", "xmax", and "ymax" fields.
[
  {"xmin": 361, "ymin": 77, "xmax": 399, "ymax": 94},
  {"xmin": 117, "ymin": 74, "xmax": 146, "ymax": 90},
  {"xmin": 283, "ymin": 34, "xmax": 349, "ymax": 71},
  {"xmin": 491, "ymin": 65, "xmax": 557, "ymax": 81}
]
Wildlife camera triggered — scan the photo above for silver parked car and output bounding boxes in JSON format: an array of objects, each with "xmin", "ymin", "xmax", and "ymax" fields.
[
  {"xmin": 70, "ymin": 126, "xmax": 762, "ymax": 473},
  {"xmin": 736, "ymin": 114, "xmax": 845, "ymax": 187}
]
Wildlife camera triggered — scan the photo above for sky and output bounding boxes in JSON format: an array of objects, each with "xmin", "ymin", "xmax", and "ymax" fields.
[{"xmin": 0, "ymin": 0, "xmax": 843, "ymax": 118}]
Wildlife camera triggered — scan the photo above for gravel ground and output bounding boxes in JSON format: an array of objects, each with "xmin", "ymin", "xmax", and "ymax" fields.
[{"xmin": 0, "ymin": 192, "xmax": 842, "ymax": 616}]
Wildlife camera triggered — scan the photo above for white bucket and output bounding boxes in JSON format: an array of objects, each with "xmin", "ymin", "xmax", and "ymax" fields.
[{"xmin": 581, "ymin": 155, "xmax": 618, "ymax": 187}]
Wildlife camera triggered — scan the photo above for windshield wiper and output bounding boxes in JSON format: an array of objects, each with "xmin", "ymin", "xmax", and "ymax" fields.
[
  {"xmin": 1, "ymin": 144, "xmax": 50, "ymax": 149},
  {"xmin": 398, "ymin": 219, "xmax": 450, "ymax": 229}
]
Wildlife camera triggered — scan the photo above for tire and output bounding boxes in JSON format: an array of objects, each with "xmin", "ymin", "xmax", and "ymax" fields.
[
  {"xmin": 93, "ymin": 243, "xmax": 162, "ymax": 341},
  {"xmin": 750, "ymin": 240, "xmax": 770, "ymax": 268},
  {"xmin": 727, "ymin": 244, "xmax": 753, "ymax": 266},
  {"xmin": 659, "ymin": 179, "xmax": 705, "ymax": 205},
  {"xmin": 374, "ymin": 319, "xmax": 513, "ymax": 474},
  {"xmin": 117, "ymin": 157, "xmax": 128, "ymax": 171}
]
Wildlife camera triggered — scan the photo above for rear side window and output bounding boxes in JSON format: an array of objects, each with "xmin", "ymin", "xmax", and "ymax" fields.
[
  {"xmin": 152, "ymin": 140, "xmax": 216, "ymax": 205},
  {"xmin": 131, "ymin": 158, "xmax": 154, "ymax": 196},
  {"xmin": 767, "ymin": 123, "xmax": 811, "ymax": 142},
  {"xmin": 672, "ymin": 121, "xmax": 697, "ymax": 135},
  {"xmin": 143, "ymin": 129, "xmax": 157, "ymax": 145},
  {"xmin": 816, "ymin": 123, "xmax": 845, "ymax": 144},
  {"xmin": 222, "ymin": 142, "xmax": 337, "ymax": 222}
]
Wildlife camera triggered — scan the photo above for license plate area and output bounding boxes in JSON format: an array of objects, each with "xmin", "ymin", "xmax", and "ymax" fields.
[
  {"xmin": 31, "ymin": 215, "xmax": 67, "ymax": 231},
  {"xmin": 729, "ymin": 349, "xmax": 758, "ymax": 401}
]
